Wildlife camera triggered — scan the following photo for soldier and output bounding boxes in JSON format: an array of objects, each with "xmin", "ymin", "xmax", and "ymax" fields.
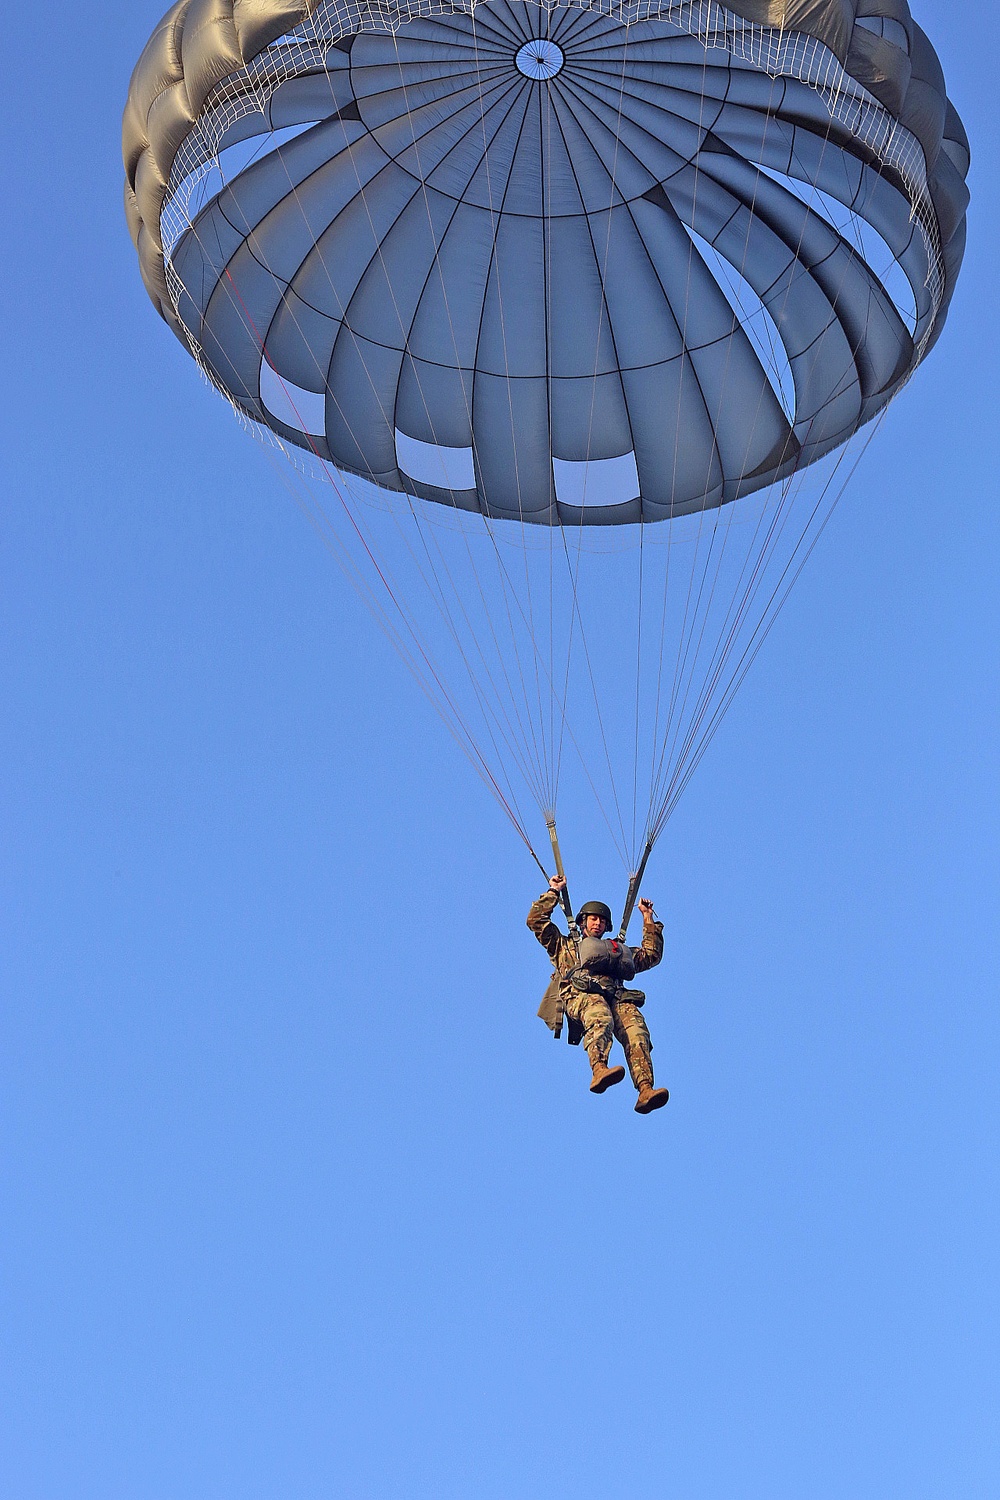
[{"xmin": 528, "ymin": 875, "xmax": 670, "ymax": 1114}]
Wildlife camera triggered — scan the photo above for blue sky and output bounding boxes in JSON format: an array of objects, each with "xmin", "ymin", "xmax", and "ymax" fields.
[{"xmin": 2, "ymin": 4, "xmax": 997, "ymax": 1496}]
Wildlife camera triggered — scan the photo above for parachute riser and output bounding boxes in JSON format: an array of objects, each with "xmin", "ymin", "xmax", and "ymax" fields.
[
  {"xmin": 618, "ymin": 841, "xmax": 654, "ymax": 942},
  {"xmin": 546, "ymin": 817, "xmax": 578, "ymax": 934}
]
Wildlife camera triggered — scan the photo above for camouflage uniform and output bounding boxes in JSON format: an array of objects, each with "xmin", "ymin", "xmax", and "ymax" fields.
[{"xmin": 527, "ymin": 889, "xmax": 664, "ymax": 1093}]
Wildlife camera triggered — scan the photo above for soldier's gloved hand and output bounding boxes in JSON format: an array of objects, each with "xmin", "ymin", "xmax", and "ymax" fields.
[{"xmin": 549, "ymin": 875, "xmax": 567, "ymax": 894}]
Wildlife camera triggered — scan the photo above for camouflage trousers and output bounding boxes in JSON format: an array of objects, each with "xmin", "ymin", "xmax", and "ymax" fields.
[{"xmin": 564, "ymin": 989, "xmax": 654, "ymax": 1087}]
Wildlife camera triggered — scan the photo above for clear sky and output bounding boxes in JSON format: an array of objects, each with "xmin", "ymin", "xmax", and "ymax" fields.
[{"xmin": 2, "ymin": 4, "xmax": 997, "ymax": 1497}]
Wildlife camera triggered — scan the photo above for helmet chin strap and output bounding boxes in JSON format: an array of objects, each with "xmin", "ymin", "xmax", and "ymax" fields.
[
  {"xmin": 618, "ymin": 838, "xmax": 654, "ymax": 942},
  {"xmin": 545, "ymin": 816, "xmax": 579, "ymax": 936}
]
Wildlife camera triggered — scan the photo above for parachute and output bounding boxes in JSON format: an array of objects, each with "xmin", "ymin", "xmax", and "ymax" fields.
[{"xmin": 123, "ymin": 0, "xmax": 969, "ymax": 906}]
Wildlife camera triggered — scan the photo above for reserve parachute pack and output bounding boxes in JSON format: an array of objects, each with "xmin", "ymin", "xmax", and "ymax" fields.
[
  {"xmin": 569, "ymin": 936, "xmax": 637, "ymax": 993},
  {"xmin": 538, "ymin": 932, "xmax": 645, "ymax": 1041}
]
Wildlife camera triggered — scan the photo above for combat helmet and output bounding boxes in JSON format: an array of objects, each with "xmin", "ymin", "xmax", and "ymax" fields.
[{"xmin": 576, "ymin": 900, "xmax": 613, "ymax": 928}]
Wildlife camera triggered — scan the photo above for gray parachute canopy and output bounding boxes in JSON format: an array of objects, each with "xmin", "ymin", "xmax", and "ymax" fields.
[
  {"xmin": 121, "ymin": 0, "xmax": 970, "ymax": 878},
  {"xmin": 123, "ymin": 0, "xmax": 968, "ymax": 526}
]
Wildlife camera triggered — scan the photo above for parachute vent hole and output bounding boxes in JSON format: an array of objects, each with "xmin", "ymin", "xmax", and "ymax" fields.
[{"xmin": 515, "ymin": 39, "xmax": 564, "ymax": 80}]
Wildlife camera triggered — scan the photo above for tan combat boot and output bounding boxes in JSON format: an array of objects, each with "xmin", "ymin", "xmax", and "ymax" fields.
[
  {"xmin": 588, "ymin": 1055, "xmax": 626, "ymax": 1094},
  {"xmin": 628, "ymin": 1052, "xmax": 669, "ymax": 1113},
  {"xmin": 634, "ymin": 1082, "xmax": 669, "ymax": 1113}
]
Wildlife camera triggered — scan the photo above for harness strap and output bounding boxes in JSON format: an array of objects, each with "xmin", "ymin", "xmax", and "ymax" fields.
[{"xmin": 546, "ymin": 816, "xmax": 579, "ymax": 936}]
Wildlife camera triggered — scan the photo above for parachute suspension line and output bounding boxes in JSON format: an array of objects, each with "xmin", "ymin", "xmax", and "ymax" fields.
[
  {"xmin": 319, "ymin": 39, "xmax": 546, "ymax": 803},
  {"xmin": 261, "ymin": 30, "xmax": 558, "ymax": 822},
  {"xmin": 299, "ymin": 14, "xmax": 617, "ymax": 858},
  {"xmin": 482, "ymin": 63, "xmax": 560, "ymax": 810},
  {"xmin": 500, "ymin": 2, "xmax": 641, "ymax": 846},
  {"xmin": 656, "ymin": 400, "xmax": 825, "ymax": 805},
  {"xmin": 256, "ymin": 442, "xmax": 547, "ymax": 859},
  {"xmin": 376, "ymin": 33, "xmax": 562, "ymax": 815},
  {"xmin": 491, "ymin": 15, "xmax": 574, "ymax": 820},
  {"xmin": 431, "ymin": 524, "xmax": 552, "ymax": 809},
  {"xmin": 391, "ymin": 498, "xmax": 552, "ymax": 808},
  {"xmin": 255, "ymin": 442, "xmax": 442, "ymax": 701},
  {"xmin": 593, "ymin": 13, "xmax": 640, "ymax": 862},
  {"xmin": 647, "ymin": 466, "xmax": 796, "ymax": 831},
  {"xmin": 437, "ymin": 5, "xmax": 632, "ymax": 840},
  {"xmin": 546, "ymin": 25, "xmax": 806, "ymax": 861},
  {"xmin": 254, "ymin": 421, "xmax": 546, "ymax": 858},
  {"xmin": 401, "ymin": 5, "xmax": 569, "ymax": 828},
  {"xmin": 551, "ymin": 532, "xmax": 579, "ymax": 804},
  {"xmin": 471, "ymin": 43, "xmax": 555, "ymax": 809},
  {"xmin": 213, "ymin": 265, "xmax": 550, "ymax": 860},
  {"xmin": 481, "ymin": 519, "xmax": 634, "ymax": 863},
  {"xmin": 401, "ymin": 11, "xmax": 734, "ymax": 858},
  {"xmin": 648, "ymin": 411, "xmax": 889, "ymax": 841},
  {"xmin": 669, "ymin": 64, "xmax": 798, "ymax": 770},
  {"xmin": 553, "ymin": 541, "xmax": 630, "ymax": 863},
  {"xmin": 641, "ymin": 31, "xmax": 728, "ymax": 844},
  {"xmin": 462, "ymin": 10, "xmax": 561, "ymax": 810},
  {"xmin": 221, "ymin": 187, "xmax": 549, "ymax": 830},
  {"xmin": 647, "ymin": 441, "xmax": 798, "ymax": 823},
  {"xmin": 350, "ymin": 20, "xmax": 773, "ymax": 858},
  {"xmin": 651, "ymin": 424, "xmax": 886, "ymax": 835},
  {"xmin": 652, "ymin": 57, "xmax": 784, "ymax": 790},
  {"xmin": 287, "ymin": 481, "xmax": 535, "ymax": 846},
  {"xmin": 302, "ymin": 483, "xmax": 550, "ymax": 868},
  {"xmin": 566, "ymin": 8, "xmax": 701, "ymax": 846},
  {"xmin": 632, "ymin": 519, "xmax": 645, "ymax": 863},
  {"xmin": 345, "ymin": 480, "xmax": 550, "ymax": 813},
  {"xmin": 641, "ymin": 87, "xmax": 847, "ymax": 846},
  {"xmin": 645, "ymin": 449, "xmax": 800, "ymax": 838},
  {"xmin": 465, "ymin": 506, "xmax": 625, "ymax": 841},
  {"xmin": 541, "ymin": 53, "xmax": 639, "ymax": 867},
  {"xmin": 647, "ymin": 103, "xmax": 875, "ymax": 837},
  {"xmin": 557, "ymin": 525, "xmax": 632, "ymax": 866},
  {"xmin": 542, "ymin": 6, "xmax": 560, "ymax": 810},
  {"xmin": 543, "ymin": 1, "xmax": 568, "ymax": 818}
]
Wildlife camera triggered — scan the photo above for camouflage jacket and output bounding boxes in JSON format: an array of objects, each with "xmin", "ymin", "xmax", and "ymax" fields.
[{"xmin": 526, "ymin": 889, "xmax": 664, "ymax": 1043}]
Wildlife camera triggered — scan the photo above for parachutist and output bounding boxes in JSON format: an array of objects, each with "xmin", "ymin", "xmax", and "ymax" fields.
[{"xmin": 529, "ymin": 876, "xmax": 669, "ymax": 1114}]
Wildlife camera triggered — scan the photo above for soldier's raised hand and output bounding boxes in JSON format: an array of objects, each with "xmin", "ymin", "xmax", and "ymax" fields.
[
  {"xmin": 638, "ymin": 897, "xmax": 655, "ymax": 921},
  {"xmin": 549, "ymin": 874, "xmax": 567, "ymax": 893}
]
